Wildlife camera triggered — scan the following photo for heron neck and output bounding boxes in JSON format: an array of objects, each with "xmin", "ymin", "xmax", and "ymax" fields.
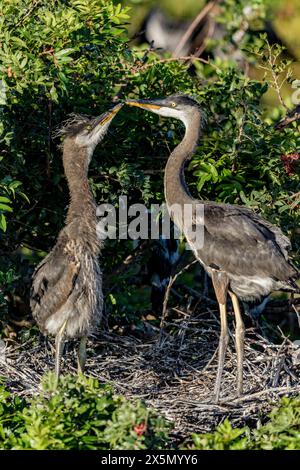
[
  {"xmin": 63, "ymin": 146, "xmax": 96, "ymax": 224},
  {"xmin": 164, "ymin": 109, "xmax": 201, "ymax": 209}
]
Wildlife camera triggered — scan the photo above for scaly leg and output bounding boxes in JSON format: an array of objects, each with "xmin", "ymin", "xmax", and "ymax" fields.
[
  {"xmin": 229, "ymin": 291, "xmax": 245, "ymax": 397},
  {"xmin": 77, "ymin": 336, "xmax": 87, "ymax": 375},
  {"xmin": 211, "ymin": 270, "xmax": 229, "ymax": 402},
  {"xmin": 214, "ymin": 302, "xmax": 229, "ymax": 402},
  {"xmin": 55, "ymin": 320, "xmax": 67, "ymax": 385}
]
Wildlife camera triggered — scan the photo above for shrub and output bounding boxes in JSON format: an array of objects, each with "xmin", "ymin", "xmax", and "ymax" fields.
[
  {"xmin": 252, "ymin": 396, "xmax": 300, "ymax": 449},
  {"xmin": 2, "ymin": 376, "xmax": 300, "ymax": 450},
  {"xmin": 189, "ymin": 420, "xmax": 249, "ymax": 450},
  {"xmin": 188, "ymin": 396, "xmax": 300, "ymax": 450},
  {"xmin": 0, "ymin": 374, "xmax": 170, "ymax": 450},
  {"xmin": 0, "ymin": 0, "xmax": 299, "ymax": 327},
  {"xmin": 0, "ymin": 380, "xmax": 25, "ymax": 448}
]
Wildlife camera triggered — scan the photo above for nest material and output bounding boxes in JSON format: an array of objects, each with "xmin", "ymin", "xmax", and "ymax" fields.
[{"xmin": 0, "ymin": 308, "xmax": 300, "ymax": 441}]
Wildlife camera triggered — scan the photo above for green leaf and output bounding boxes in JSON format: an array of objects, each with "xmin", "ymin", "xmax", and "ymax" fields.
[
  {"xmin": 0, "ymin": 214, "xmax": 7, "ymax": 232},
  {"xmin": 54, "ymin": 48, "xmax": 75, "ymax": 58},
  {"xmin": 0, "ymin": 203, "xmax": 12, "ymax": 212},
  {"xmin": 49, "ymin": 85, "xmax": 58, "ymax": 102},
  {"xmin": 0, "ymin": 196, "xmax": 10, "ymax": 203}
]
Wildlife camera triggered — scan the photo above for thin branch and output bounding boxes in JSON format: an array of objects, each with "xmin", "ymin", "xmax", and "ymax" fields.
[
  {"xmin": 136, "ymin": 56, "xmax": 212, "ymax": 73},
  {"xmin": 231, "ymin": 385, "xmax": 300, "ymax": 404},
  {"xmin": 192, "ymin": 15, "xmax": 216, "ymax": 59},
  {"xmin": 265, "ymin": 42, "xmax": 289, "ymax": 112},
  {"xmin": 172, "ymin": 0, "xmax": 220, "ymax": 58},
  {"xmin": 13, "ymin": 0, "xmax": 41, "ymax": 29},
  {"xmin": 160, "ymin": 260, "xmax": 198, "ymax": 333},
  {"xmin": 275, "ymin": 105, "xmax": 300, "ymax": 129},
  {"xmin": 292, "ymin": 304, "xmax": 300, "ymax": 329},
  {"xmin": 289, "ymin": 191, "xmax": 300, "ymax": 199}
]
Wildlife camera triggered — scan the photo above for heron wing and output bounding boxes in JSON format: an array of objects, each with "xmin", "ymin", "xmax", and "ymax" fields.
[
  {"xmin": 30, "ymin": 236, "xmax": 81, "ymax": 328},
  {"xmin": 190, "ymin": 203, "xmax": 296, "ymax": 280}
]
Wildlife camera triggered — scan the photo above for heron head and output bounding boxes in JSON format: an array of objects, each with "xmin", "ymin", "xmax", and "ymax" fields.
[
  {"xmin": 126, "ymin": 95, "xmax": 200, "ymax": 126},
  {"xmin": 59, "ymin": 103, "xmax": 123, "ymax": 150}
]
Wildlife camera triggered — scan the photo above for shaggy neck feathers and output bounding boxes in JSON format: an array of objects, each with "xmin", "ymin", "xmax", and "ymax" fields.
[{"xmin": 62, "ymin": 140, "xmax": 96, "ymax": 225}]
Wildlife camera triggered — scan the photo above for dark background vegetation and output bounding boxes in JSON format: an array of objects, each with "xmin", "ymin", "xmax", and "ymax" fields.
[{"xmin": 0, "ymin": 0, "xmax": 299, "ymax": 449}]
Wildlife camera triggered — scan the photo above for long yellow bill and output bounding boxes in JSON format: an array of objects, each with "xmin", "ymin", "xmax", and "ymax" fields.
[
  {"xmin": 125, "ymin": 100, "xmax": 161, "ymax": 110},
  {"xmin": 100, "ymin": 103, "xmax": 123, "ymax": 125}
]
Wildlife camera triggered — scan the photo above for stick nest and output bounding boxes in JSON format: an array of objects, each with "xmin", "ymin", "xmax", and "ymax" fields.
[{"xmin": 1, "ymin": 308, "xmax": 300, "ymax": 441}]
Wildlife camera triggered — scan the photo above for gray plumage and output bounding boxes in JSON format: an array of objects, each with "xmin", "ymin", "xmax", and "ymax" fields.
[
  {"xmin": 126, "ymin": 94, "xmax": 299, "ymax": 401},
  {"xmin": 30, "ymin": 104, "xmax": 122, "ymax": 380},
  {"xmin": 191, "ymin": 201, "xmax": 298, "ymax": 301}
]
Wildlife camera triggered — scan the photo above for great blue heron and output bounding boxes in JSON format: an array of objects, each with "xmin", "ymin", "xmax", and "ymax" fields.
[
  {"xmin": 126, "ymin": 95, "xmax": 300, "ymax": 401},
  {"xmin": 30, "ymin": 103, "xmax": 122, "ymax": 381}
]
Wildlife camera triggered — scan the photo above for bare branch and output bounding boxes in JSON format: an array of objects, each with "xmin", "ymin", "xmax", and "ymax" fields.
[
  {"xmin": 275, "ymin": 105, "xmax": 300, "ymax": 129},
  {"xmin": 172, "ymin": 0, "xmax": 220, "ymax": 58},
  {"xmin": 160, "ymin": 260, "xmax": 198, "ymax": 333}
]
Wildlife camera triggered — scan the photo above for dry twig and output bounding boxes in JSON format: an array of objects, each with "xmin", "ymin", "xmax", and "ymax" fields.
[{"xmin": 1, "ymin": 307, "xmax": 299, "ymax": 438}]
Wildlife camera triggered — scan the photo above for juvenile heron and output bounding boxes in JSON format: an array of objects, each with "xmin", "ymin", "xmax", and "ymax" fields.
[
  {"xmin": 30, "ymin": 103, "xmax": 122, "ymax": 380},
  {"xmin": 126, "ymin": 95, "xmax": 299, "ymax": 401}
]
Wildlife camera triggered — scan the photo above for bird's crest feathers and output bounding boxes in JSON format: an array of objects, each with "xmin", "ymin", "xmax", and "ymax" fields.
[{"xmin": 54, "ymin": 113, "xmax": 93, "ymax": 139}]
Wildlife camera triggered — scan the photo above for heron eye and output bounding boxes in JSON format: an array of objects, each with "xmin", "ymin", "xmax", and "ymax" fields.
[{"xmin": 171, "ymin": 102, "xmax": 177, "ymax": 108}]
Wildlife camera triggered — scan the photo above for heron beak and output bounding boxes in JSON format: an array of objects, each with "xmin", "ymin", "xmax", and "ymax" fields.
[
  {"xmin": 126, "ymin": 99, "xmax": 162, "ymax": 111},
  {"xmin": 98, "ymin": 103, "xmax": 123, "ymax": 126}
]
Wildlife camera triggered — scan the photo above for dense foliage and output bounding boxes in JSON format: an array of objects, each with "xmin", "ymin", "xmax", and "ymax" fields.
[
  {"xmin": 1, "ymin": 375, "xmax": 300, "ymax": 449},
  {"xmin": 0, "ymin": 375, "xmax": 169, "ymax": 450},
  {"xmin": 0, "ymin": 0, "xmax": 299, "ymax": 451},
  {"xmin": 0, "ymin": 0, "xmax": 299, "ymax": 327},
  {"xmin": 188, "ymin": 396, "xmax": 300, "ymax": 450}
]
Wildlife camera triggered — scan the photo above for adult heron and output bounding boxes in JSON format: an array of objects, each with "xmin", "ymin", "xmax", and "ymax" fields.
[
  {"xmin": 126, "ymin": 95, "xmax": 299, "ymax": 401},
  {"xmin": 30, "ymin": 103, "xmax": 122, "ymax": 381}
]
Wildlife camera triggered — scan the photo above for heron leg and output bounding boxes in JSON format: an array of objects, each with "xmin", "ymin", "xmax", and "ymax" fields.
[
  {"xmin": 77, "ymin": 336, "xmax": 87, "ymax": 375},
  {"xmin": 211, "ymin": 271, "xmax": 229, "ymax": 402},
  {"xmin": 55, "ymin": 320, "xmax": 67, "ymax": 385},
  {"xmin": 229, "ymin": 291, "xmax": 245, "ymax": 397},
  {"xmin": 214, "ymin": 303, "xmax": 229, "ymax": 402}
]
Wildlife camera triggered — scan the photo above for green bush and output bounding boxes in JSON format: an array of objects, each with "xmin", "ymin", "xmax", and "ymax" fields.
[
  {"xmin": 0, "ymin": 0, "xmax": 298, "ymax": 326},
  {"xmin": 252, "ymin": 396, "xmax": 300, "ymax": 449},
  {"xmin": 0, "ymin": 374, "xmax": 169, "ymax": 450},
  {"xmin": 0, "ymin": 1, "xmax": 299, "ymax": 441},
  {"xmin": 189, "ymin": 420, "xmax": 249, "ymax": 450},
  {"xmin": 1, "ymin": 376, "xmax": 300, "ymax": 450},
  {"xmin": 0, "ymin": 0, "xmax": 299, "ymax": 452},
  {"xmin": 0, "ymin": 380, "xmax": 25, "ymax": 447},
  {"xmin": 188, "ymin": 396, "xmax": 300, "ymax": 450}
]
